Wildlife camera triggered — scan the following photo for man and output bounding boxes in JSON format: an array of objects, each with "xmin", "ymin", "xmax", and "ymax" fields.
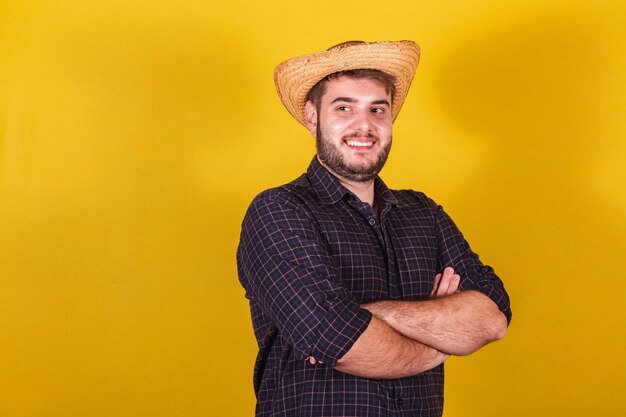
[{"xmin": 237, "ymin": 40, "xmax": 512, "ymax": 417}]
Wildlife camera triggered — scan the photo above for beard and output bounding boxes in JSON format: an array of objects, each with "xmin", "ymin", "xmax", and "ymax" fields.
[{"xmin": 316, "ymin": 127, "xmax": 392, "ymax": 183}]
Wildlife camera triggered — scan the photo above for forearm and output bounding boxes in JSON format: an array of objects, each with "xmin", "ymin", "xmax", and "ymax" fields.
[
  {"xmin": 364, "ymin": 291, "xmax": 507, "ymax": 356},
  {"xmin": 334, "ymin": 315, "xmax": 448, "ymax": 379}
]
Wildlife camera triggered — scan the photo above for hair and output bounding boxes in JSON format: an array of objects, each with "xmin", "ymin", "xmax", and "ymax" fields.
[{"xmin": 306, "ymin": 68, "xmax": 397, "ymax": 110}]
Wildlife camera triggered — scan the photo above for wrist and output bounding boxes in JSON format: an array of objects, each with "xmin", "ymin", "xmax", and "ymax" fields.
[{"xmin": 362, "ymin": 300, "xmax": 393, "ymax": 319}]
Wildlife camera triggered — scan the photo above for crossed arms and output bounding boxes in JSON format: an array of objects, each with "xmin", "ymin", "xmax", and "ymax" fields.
[{"xmin": 334, "ymin": 267, "xmax": 508, "ymax": 379}]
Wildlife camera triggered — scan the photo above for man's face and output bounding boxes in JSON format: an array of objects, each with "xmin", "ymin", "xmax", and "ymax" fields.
[{"xmin": 305, "ymin": 76, "xmax": 393, "ymax": 183}]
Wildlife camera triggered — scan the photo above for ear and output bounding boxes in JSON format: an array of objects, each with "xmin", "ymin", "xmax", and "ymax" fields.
[{"xmin": 304, "ymin": 100, "xmax": 318, "ymax": 138}]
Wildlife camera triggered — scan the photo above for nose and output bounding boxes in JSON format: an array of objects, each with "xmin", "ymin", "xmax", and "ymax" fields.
[{"xmin": 350, "ymin": 108, "xmax": 373, "ymax": 133}]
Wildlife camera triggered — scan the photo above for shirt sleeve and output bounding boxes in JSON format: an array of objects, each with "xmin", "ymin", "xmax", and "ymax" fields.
[
  {"xmin": 237, "ymin": 192, "xmax": 372, "ymax": 367},
  {"xmin": 434, "ymin": 204, "xmax": 513, "ymax": 324}
]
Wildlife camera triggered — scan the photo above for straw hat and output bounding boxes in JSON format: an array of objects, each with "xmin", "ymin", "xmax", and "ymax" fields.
[{"xmin": 274, "ymin": 40, "xmax": 420, "ymax": 127}]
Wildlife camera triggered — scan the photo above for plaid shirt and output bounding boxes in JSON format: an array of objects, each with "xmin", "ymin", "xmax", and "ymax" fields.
[{"xmin": 237, "ymin": 157, "xmax": 512, "ymax": 417}]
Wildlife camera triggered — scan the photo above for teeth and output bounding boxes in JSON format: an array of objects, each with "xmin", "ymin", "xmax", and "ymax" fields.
[{"xmin": 347, "ymin": 141, "xmax": 373, "ymax": 147}]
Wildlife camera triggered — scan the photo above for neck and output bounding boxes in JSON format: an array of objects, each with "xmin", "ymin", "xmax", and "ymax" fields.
[{"xmin": 317, "ymin": 157, "xmax": 376, "ymax": 207}]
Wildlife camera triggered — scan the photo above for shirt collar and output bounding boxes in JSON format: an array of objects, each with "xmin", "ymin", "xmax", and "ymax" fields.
[{"xmin": 306, "ymin": 156, "xmax": 398, "ymax": 206}]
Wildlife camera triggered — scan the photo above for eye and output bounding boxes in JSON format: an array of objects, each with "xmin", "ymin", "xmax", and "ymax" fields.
[
  {"xmin": 371, "ymin": 107, "xmax": 385, "ymax": 114},
  {"xmin": 336, "ymin": 105, "xmax": 350, "ymax": 112}
]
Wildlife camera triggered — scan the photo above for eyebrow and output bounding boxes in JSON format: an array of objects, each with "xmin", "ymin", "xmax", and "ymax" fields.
[
  {"xmin": 330, "ymin": 97, "xmax": 357, "ymax": 104},
  {"xmin": 330, "ymin": 97, "xmax": 391, "ymax": 107},
  {"xmin": 372, "ymin": 99, "xmax": 391, "ymax": 107}
]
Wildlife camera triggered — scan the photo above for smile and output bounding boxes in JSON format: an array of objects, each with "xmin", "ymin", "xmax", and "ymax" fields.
[{"xmin": 346, "ymin": 140, "xmax": 374, "ymax": 147}]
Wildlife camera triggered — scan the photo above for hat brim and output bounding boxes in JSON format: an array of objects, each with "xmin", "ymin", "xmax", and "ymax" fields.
[{"xmin": 274, "ymin": 40, "xmax": 420, "ymax": 128}]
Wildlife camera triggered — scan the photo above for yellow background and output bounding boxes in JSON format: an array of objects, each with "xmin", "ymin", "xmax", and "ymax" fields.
[{"xmin": 1, "ymin": 0, "xmax": 625, "ymax": 416}]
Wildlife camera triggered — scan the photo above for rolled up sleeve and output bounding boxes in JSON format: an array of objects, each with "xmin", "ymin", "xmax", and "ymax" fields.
[
  {"xmin": 237, "ymin": 192, "xmax": 372, "ymax": 366},
  {"xmin": 434, "ymin": 205, "xmax": 513, "ymax": 324}
]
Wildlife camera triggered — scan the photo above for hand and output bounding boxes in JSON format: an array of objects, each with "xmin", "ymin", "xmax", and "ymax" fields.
[
  {"xmin": 305, "ymin": 356, "xmax": 323, "ymax": 365},
  {"xmin": 429, "ymin": 267, "xmax": 460, "ymax": 299}
]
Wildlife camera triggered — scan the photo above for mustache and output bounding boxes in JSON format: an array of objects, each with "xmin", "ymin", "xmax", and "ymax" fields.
[{"xmin": 342, "ymin": 131, "xmax": 379, "ymax": 141}]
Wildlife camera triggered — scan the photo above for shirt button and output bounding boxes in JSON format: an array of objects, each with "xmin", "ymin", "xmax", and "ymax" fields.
[
  {"xmin": 368, "ymin": 218, "xmax": 376, "ymax": 226},
  {"xmin": 397, "ymin": 398, "xmax": 404, "ymax": 407}
]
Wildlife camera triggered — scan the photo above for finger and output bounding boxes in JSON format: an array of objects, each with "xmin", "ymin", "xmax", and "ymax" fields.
[
  {"xmin": 436, "ymin": 267, "xmax": 454, "ymax": 297},
  {"xmin": 430, "ymin": 273, "xmax": 442, "ymax": 298},
  {"xmin": 448, "ymin": 274, "xmax": 461, "ymax": 294}
]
